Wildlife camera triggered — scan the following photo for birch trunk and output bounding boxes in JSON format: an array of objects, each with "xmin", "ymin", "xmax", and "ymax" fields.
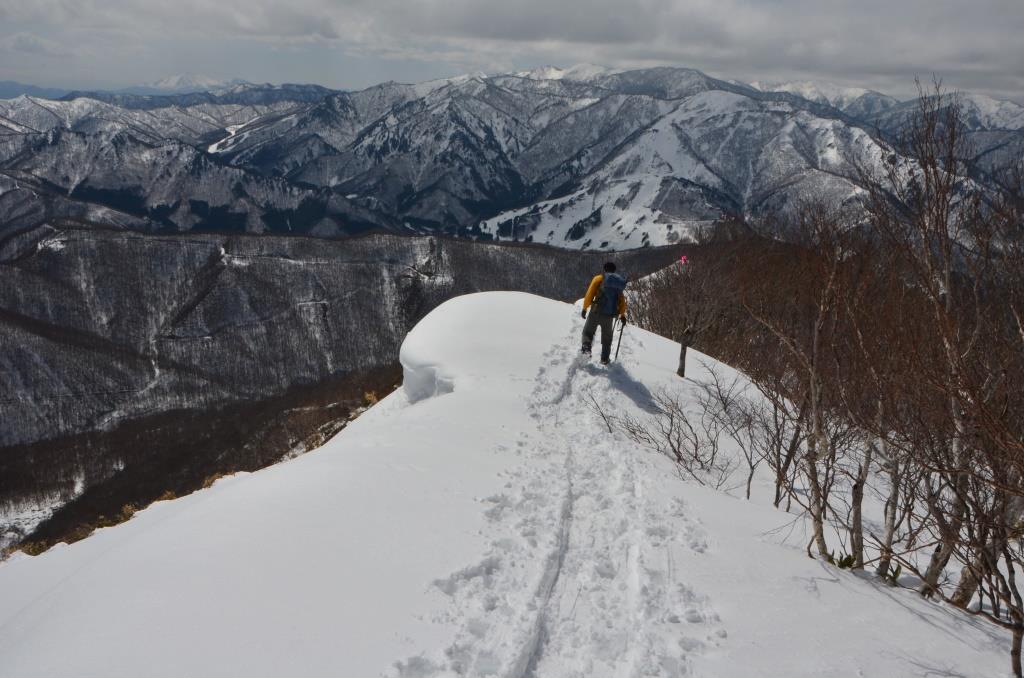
[
  {"xmin": 875, "ymin": 450, "xmax": 900, "ymax": 579},
  {"xmin": 1013, "ymin": 625, "xmax": 1023, "ymax": 678},
  {"xmin": 806, "ymin": 370, "xmax": 830, "ymax": 557},
  {"xmin": 849, "ymin": 440, "xmax": 873, "ymax": 569}
]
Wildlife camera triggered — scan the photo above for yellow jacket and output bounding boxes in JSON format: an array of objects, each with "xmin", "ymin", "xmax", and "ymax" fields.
[{"xmin": 583, "ymin": 274, "xmax": 627, "ymax": 316}]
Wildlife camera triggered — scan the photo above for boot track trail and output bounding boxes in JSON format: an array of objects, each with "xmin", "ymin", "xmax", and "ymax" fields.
[{"xmin": 390, "ymin": 322, "xmax": 724, "ymax": 678}]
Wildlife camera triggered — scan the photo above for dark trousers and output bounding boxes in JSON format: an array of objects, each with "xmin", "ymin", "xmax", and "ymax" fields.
[{"xmin": 582, "ymin": 310, "xmax": 615, "ymax": 360}]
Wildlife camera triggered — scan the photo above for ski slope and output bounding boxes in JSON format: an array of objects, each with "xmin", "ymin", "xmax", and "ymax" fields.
[{"xmin": 0, "ymin": 292, "xmax": 1010, "ymax": 677}]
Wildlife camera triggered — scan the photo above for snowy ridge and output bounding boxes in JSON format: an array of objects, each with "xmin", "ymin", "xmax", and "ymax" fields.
[
  {"xmin": 393, "ymin": 334, "xmax": 726, "ymax": 676},
  {"xmin": 514, "ymin": 64, "xmax": 620, "ymax": 81},
  {"xmin": 0, "ymin": 292, "xmax": 1009, "ymax": 677},
  {"xmin": 0, "ymin": 94, "xmax": 300, "ymax": 146},
  {"xmin": 747, "ymin": 79, "xmax": 901, "ymax": 118},
  {"xmin": 960, "ymin": 93, "xmax": 1024, "ymax": 130},
  {"xmin": 140, "ymin": 74, "xmax": 248, "ymax": 93},
  {"xmin": 750, "ymin": 80, "xmax": 871, "ymax": 109}
]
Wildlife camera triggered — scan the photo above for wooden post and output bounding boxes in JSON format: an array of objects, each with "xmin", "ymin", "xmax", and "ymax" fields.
[{"xmin": 676, "ymin": 327, "xmax": 692, "ymax": 378}]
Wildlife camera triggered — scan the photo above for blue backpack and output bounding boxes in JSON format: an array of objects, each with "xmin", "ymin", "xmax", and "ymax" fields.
[{"xmin": 597, "ymin": 272, "xmax": 627, "ymax": 315}]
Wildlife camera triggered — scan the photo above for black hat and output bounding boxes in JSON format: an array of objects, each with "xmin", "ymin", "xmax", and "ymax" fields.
[{"xmin": 603, "ymin": 262, "xmax": 617, "ymax": 273}]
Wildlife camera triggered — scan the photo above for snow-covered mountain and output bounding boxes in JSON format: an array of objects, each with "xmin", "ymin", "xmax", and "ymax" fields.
[
  {"xmin": 1, "ymin": 65, "xmax": 1017, "ymax": 248},
  {"xmin": 0, "ymin": 93, "xmax": 297, "ymax": 146},
  {"xmin": 126, "ymin": 74, "xmax": 250, "ymax": 95},
  {"xmin": 864, "ymin": 91, "xmax": 1024, "ymax": 172},
  {"xmin": 749, "ymin": 79, "xmax": 900, "ymax": 117},
  {"xmin": 959, "ymin": 93, "xmax": 1024, "ymax": 130},
  {"xmin": 1, "ymin": 127, "xmax": 388, "ymax": 236},
  {"xmin": 869, "ymin": 91, "xmax": 1024, "ymax": 133},
  {"xmin": 480, "ymin": 89, "xmax": 887, "ymax": 248},
  {"xmin": 0, "ymin": 67, "xmax": 896, "ymax": 246},
  {"xmin": 514, "ymin": 63, "xmax": 620, "ymax": 81},
  {"xmin": 0, "ymin": 292, "xmax": 1009, "ymax": 676}
]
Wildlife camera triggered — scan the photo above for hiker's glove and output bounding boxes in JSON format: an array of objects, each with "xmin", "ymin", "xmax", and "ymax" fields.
[
  {"xmin": 581, "ymin": 309, "xmax": 587, "ymax": 319},
  {"xmin": 620, "ymin": 315, "xmax": 628, "ymax": 325}
]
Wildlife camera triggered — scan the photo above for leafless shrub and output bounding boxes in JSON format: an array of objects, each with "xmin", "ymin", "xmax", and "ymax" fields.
[
  {"xmin": 695, "ymin": 362, "xmax": 765, "ymax": 500},
  {"xmin": 617, "ymin": 388, "xmax": 738, "ymax": 490}
]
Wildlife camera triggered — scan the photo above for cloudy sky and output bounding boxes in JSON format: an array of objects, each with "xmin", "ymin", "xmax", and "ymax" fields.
[{"xmin": 0, "ymin": 0, "xmax": 1021, "ymax": 100}]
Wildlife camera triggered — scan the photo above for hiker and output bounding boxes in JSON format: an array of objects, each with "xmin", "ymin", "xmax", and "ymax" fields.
[{"xmin": 581, "ymin": 262, "xmax": 627, "ymax": 364}]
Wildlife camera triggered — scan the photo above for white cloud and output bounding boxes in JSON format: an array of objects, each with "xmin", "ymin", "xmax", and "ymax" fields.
[{"xmin": 0, "ymin": 0, "xmax": 1020, "ymax": 98}]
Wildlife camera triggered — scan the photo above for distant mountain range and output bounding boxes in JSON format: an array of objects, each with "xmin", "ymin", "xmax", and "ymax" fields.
[
  {"xmin": 127, "ymin": 74, "xmax": 250, "ymax": 95},
  {"xmin": 0, "ymin": 81, "xmax": 69, "ymax": 99},
  {"xmin": 0, "ymin": 74, "xmax": 250, "ymax": 100},
  {"xmin": 2, "ymin": 66, "xmax": 1021, "ymax": 250}
]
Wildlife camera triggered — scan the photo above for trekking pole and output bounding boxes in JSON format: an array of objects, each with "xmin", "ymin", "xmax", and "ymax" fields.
[{"xmin": 613, "ymin": 318, "xmax": 625, "ymax": 362}]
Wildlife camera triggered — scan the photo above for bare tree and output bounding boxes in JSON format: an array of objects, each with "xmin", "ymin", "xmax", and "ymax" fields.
[
  {"xmin": 737, "ymin": 203, "xmax": 855, "ymax": 558},
  {"xmin": 859, "ymin": 82, "xmax": 1024, "ymax": 676}
]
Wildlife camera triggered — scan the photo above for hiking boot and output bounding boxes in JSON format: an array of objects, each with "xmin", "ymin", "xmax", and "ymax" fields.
[
  {"xmin": 581, "ymin": 344, "xmax": 592, "ymax": 355},
  {"xmin": 600, "ymin": 357, "xmax": 610, "ymax": 365}
]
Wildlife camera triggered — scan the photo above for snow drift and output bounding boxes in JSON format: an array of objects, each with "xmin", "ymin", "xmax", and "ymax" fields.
[{"xmin": 0, "ymin": 292, "xmax": 1010, "ymax": 677}]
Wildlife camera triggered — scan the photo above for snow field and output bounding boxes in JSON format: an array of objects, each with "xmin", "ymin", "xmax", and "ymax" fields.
[{"xmin": 0, "ymin": 292, "xmax": 1012, "ymax": 677}]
